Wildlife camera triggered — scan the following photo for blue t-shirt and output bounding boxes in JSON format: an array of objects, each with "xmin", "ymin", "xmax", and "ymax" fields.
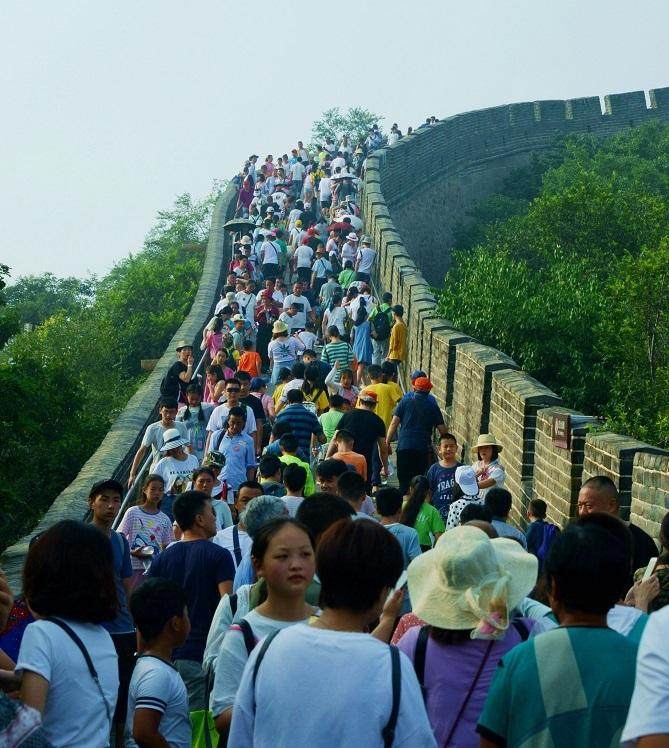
[
  {"xmin": 426, "ymin": 462, "xmax": 460, "ymax": 521},
  {"xmin": 149, "ymin": 540, "xmax": 235, "ymax": 662},
  {"xmin": 103, "ymin": 531, "xmax": 134, "ymax": 635},
  {"xmin": 217, "ymin": 432, "xmax": 257, "ymax": 490},
  {"xmin": 394, "ymin": 392, "xmax": 444, "ymax": 451}
]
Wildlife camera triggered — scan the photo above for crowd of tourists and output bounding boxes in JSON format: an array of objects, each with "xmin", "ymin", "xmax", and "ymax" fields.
[{"xmin": 2, "ymin": 132, "xmax": 669, "ymax": 748}]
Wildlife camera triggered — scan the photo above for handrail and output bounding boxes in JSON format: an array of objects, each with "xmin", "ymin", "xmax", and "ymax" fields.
[{"xmin": 111, "ymin": 349, "xmax": 209, "ymax": 530}]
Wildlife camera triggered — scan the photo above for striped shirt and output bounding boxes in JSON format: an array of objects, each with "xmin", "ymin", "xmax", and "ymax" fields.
[
  {"xmin": 275, "ymin": 404, "xmax": 324, "ymax": 461},
  {"xmin": 321, "ymin": 341, "xmax": 353, "ymax": 381}
]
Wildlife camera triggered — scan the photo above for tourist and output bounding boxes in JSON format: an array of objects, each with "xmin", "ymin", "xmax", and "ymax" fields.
[
  {"xmin": 118, "ymin": 473, "xmax": 174, "ymax": 590},
  {"xmin": 250, "ymin": 376, "xmax": 275, "ymax": 423},
  {"xmin": 364, "ymin": 363, "xmax": 403, "ymax": 433},
  {"xmin": 213, "ymin": 481, "xmax": 263, "ymax": 570},
  {"xmin": 319, "ymin": 393, "xmax": 347, "ymax": 442},
  {"xmin": 237, "ymin": 369, "xmax": 267, "ymax": 453},
  {"xmin": 633, "ymin": 511, "xmax": 669, "ymax": 612},
  {"xmin": 577, "ymin": 475, "xmax": 657, "ymax": 572},
  {"xmin": 201, "ymin": 316, "xmax": 226, "ymax": 359},
  {"xmin": 282, "ymin": 282, "xmax": 314, "ymax": 331},
  {"xmin": 18, "ymin": 521, "xmax": 120, "ymax": 748},
  {"xmin": 355, "ymin": 235, "xmax": 376, "ymax": 284},
  {"xmin": 203, "ymin": 364, "xmax": 227, "ymax": 405},
  {"xmin": 321, "ymin": 325, "xmax": 354, "ymax": 378},
  {"xmin": 321, "ymin": 294, "xmax": 348, "ymax": 340},
  {"xmin": 160, "ymin": 340, "xmax": 195, "ymax": 403},
  {"xmin": 148, "ymin": 490, "xmax": 235, "ymax": 710},
  {"xmin": 525, "ymin": 498, "xmax": 560, "ymax": 571},
  {"xmin": 483, "ymin": 488, "xmax": 527, "ymax": 548},
  {"xmin": 257, "ymin": 454, "xmax": 285, "ymax": 497},
  {"xmin": 267, "ymin": 320, "xmax": 303, "ymax": 384},
  {"xmin": 191, "ymin": 466, "xmax": 233, "ymax": 529},
  {"xmin": 300, "ymin": 362, "xmax": 330, "ymax": 414},
  {"xmin": 400, "ymin": 474, "xmax": 446, "ymax": 551},
  {"xmin": 281, "ymin": 463, "xmax": 308, "ymax": 516},
  {"xmin": 324, "ymin": 361, "xmax": 359, "ymax": 406},
  {"xmin": 274, "ymin": 389, "xmax": 325, "ymax": 461},
  {"xmin": 205, "ymin": 378, "xmax": 257, "ymax": 450},
  {"xmin": 126, "ymin": 578, "xmax": 191, "ymax": 748},
  {"xmin": 445, "ymin": 465, "xmax": 484, "ymax": 530},
  {"xmin": 351, "ymin": 299, "xmax": 373, "ymax": 385},
  {"xmin": 315, "ymin": 458, "xmax": 350, "ymax": 494},
  {"xmin": 227, "ymin": 519, "xmax": 435, "ymax": 746},
  {"xmin": 426, "ymin": 432, "xmax": 461, "ymax": 522},
  {"xmin": 338, "ymin": 471, "xmax": 375, "ymax": 521},
  {"xmin": 331, "ymin": 428, "xmax": 367, "ymax": 480},
  {"xmin": 369, "ymin": 292, "xmax": 393, "ymax": 364},
  {"xmin": 329, "ymin": 389, "xmax": 388, "ymax": 489},
  {"xmin": 398, "ymin": 526, "xmax": 537, "ymax": 747},
  {"xmin": 128, "ymin": 397, "xmax": 187, "ymax": 485},
  {"xmin": 177, "ymin": 384, "xmax": 213, "ymax": 462},
  {"xmin": 278, "ymin": 433, "xmax": 316, "ymax": 496},
  {"xmin": 386, "ymin": 305, "xmax": 407, "ymax": 365},
  {"xmin": 338, "ymin": 259, "xmax": 357, "ymax": 291},
  {"xmin": 236, "ymin": 340, "xmax": 262, "ymax": 379},
  {"xmin": 296, "ymin": 320, "xmax": 318, "ymax": 353},
  {"xmin": 207, "ymin": 406, "xmax": 257, "ymax": 499},
  {"xmin": 152, "ymin": 428, "xmax": 200, "ymax": 520},
  {"xmin": 318, "ymin": 272, "xmax": 341, "ymax": 312},
  {"xmin": 386, "ymin": 377, "xmax": 447, "ymax": 495},
  {"xmin": 471, "ymin": 433, "xmax": 506, "ymax": 497},
  {"xmin": 477, "ymin": 522, "xmax": 637, "ymax": 747}
]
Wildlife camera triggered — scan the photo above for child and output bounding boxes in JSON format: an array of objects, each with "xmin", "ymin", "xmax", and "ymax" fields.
[
  {"xmin": 177, "ymin": 384, "xmax": 213, "ymax": 462},
  {"xmin": 376, "ymin": 486, "xmax": 421, "ymax": 614},
  {"xmin": 250, "ymin": 377, "xmax": 275, "ymax": 422},
  {"xmin": 400, "ymin": 475, "xmax": 445, "ymax": 552},
  {"xmin": 426, "ymin": 433, "xmax": 461, "ymax": 522},
  {"xmin": 152, "ymin": 428, "xmax": 200, "ymax": 520},
  {"xmin": 278, "ymin": 433, "xmax": 315, "ymax": 496},
  {"xmin": 237, "ymin": 340, "xmax": 262, "ymax": 378},
  {"xmin": 321, "ymin": 326, "xmax": 354, "ymax": 381},
  {"xmin": 332, "ymin": 429, "xmax": 367, "ymax": 481},
  {"xmin": 525, "ymin": 498, "xmax": 560, "ymax": 570},
  {"xmin": 297, "ymin": 321, "xmax": 318, "ymax": 352},
  {"xmin": 319, "ymin": 394, "xmax": 347, "ymax": 443},
  {"xmin": 258, "ymin": 454, "xmax": 286, "ymax": 497},
  {"xmin": 118, "ymin": 474, "xmax": 174, "ymax": 590},
  {"xmin": 325, "ymin": 362, "xmax": 359, "ymax": 406},
  {"xmin": 127, "ymin": 578, "xmax": 191, "ymax": 747},
  {"xmin": 263, "ymin": 420, "xmax": 292, "ymax": 458}
]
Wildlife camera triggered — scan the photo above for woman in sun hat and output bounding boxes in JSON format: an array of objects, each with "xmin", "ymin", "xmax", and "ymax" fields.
[
  {"xmin": 151, "ymin": 428, "xmax": 199, "ymax": 520},
  {"xmin": 396, "ymin": 526, "xmax": 537, "ymax": 747},
  {"xmin": 267, "ymin": 320, "xmax": 304, "ymax": 384},
  {"xmin": 471, "ymin": 433, "xmax": 506, "ymax": 498}
]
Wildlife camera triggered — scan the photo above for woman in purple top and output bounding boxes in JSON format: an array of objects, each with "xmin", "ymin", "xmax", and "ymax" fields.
[{"xmin": 396, "ymin": 526, "xmax": 538, "ymax": 747}]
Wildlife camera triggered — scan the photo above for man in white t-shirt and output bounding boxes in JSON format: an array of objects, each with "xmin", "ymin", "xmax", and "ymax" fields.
[
  {"xmin": 294, "ymin": 244, "xmax": 314, "ymax": 285},
  {"xmin": 260, "ymin": 237, "xmax": 280, "ymax": 280},
  {"xmin": 235, "ymin": 281, "xmax": 257, "ymax": 324},
  {"xmin": 290, "ymin": 158, "xmax": 306, "ymax": 197},
  {"xmin": 282, "ymin": 283, "xmax": 313, "ymax": 330},
  {"xmin": 271, "ymin": 190, "xmax": 288, "ymax": 213},
  {"xmin": 331, "ymin": 152, "xmax": 346, "ymax": 174},
  {"xmin": 319, "ymin": 171, "xmax": 333, "ymax": 208},
  {"xmin": 130, "ymin": 399, "xmax": 188, "ymax": 482},
  {"xmin": 355, "ymin": 236, "xmax": 376, "ymax": 283},
  {"xmin": 341, "ymin": 234, "xmax": 358, "ymax": 265}
]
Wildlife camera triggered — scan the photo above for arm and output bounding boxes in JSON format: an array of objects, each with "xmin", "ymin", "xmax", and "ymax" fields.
[
  {"xmin": 218, "ymin": 580, "xmax": 233, "ymax": 598},
  {"xmin": 132, "ymin": 709, "xmax": 170, "ymax": 748},
  {"xmin": 377, "ymin": 437, "xmax": 389, "ymax": 474},
  {"xmin": 325, "ymin": 431, "xmax": 339, "ymax": 458},
  {"xmin": 215, "ymin": 708, "xmax": 234, "ymax": 740},
  {"xmin": 478, "ymin": 477, "xmax": 498, "ymax": 489},
  {"xmin": 371, "ymin": 589, "xmax": 403, "ymax": 643},
  {"xmin": 386, "ymin": 415, "xmax": 401, "ymax": 445},
  {"xmin": 178, "ymin": 355, "xmax": 195, "ymax": 383},
  {"xmin": 128, "ymin": 444, "xmax": 149, "ymax": 487},
  {"xmin": 20, "ymin": 670, "xmax": 49, "ymax": 714}
]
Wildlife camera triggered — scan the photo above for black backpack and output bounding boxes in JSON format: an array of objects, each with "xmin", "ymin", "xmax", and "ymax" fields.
[{"xmin": 372, "ymin": 309, "xmax": 391, "ymax": 341}]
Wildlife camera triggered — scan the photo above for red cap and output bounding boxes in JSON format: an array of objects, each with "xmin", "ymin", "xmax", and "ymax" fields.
[{"xmin": 413, "ymin": 377, "xmax": 433, "ymax": 392}]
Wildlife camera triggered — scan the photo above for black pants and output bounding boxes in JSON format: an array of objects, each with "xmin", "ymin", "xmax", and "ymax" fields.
[
  {"xmin": 396, "ymin": 449, "xmax": 431, "ymax": 495},
  {"xmin": 111, "ymin": 631, "xmax": 137, "ymax": 725}
]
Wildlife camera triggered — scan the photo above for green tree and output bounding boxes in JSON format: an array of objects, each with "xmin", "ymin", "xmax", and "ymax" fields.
[
  {"xmin": 3, "ymin": 273, "xmax": 95, "ymax": 328},
  {"xmin": 311, "ymin": 107, "xmax": 383, "ymax": 147}
]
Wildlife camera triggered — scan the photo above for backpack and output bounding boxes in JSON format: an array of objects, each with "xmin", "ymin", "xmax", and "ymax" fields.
[
  {"xmin": 537, "ymin": 522, "xmax": 559, "ymax": 567},
  {"xmin": 371, "ymin": 309, "xmax": 391, "ymax": 341}
]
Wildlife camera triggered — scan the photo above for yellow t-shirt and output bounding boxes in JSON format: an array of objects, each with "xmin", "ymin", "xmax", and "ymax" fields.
[
  {"xmin": 365, "ymin": 382, "xmax": 403, "ymax": 429},
  {"xmin": 388, "ymin": 319, "xmax": 408, "ymax": 361},
  {"xmin": 304, "ymin": 387, "xmax": 330, "ymax": 415}
]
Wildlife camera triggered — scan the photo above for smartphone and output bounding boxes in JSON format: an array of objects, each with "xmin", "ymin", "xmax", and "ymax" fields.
[{"xmin": 642, "ymin": 557, "xmax": 658, "ymax": 582}]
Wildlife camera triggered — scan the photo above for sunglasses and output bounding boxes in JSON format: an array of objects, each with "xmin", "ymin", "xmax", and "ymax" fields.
[{"xmin": 226, "ymin": 388, "xmax": 241, "ymax": 393}]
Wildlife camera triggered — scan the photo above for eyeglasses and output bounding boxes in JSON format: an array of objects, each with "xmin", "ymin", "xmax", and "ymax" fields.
[{"xmin": 226, "ymin": 388, "xmax": 241, "ymax": 393}]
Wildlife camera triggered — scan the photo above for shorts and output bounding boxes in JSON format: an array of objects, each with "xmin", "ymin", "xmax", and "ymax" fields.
[{"xmin": 111, "ymin": 631, "xmax": 137, "ymax": 724}]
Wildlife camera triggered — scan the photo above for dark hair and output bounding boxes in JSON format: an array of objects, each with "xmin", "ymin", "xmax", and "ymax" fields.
[
  {"xmin": 237, "ymin": 480, "xmax": 263, "ymax": 495},
  {"xmin": 485, "ymin": 488, "xmax": 512, "ymax": 519},
  {"xmin": 367, "ymin": 364, "xmax": 382, "ymax": 381},
  {"xmin": 400, "ymin": 475, "xmax": 429, "ymax": 528},
  {"xmin": 227, "ymin": 405, "xmax": 247, "ymax": 421},
  {"xmin": 206, "ymin": 364, "xmax": 224, "ymax": 380},
  {"xmin": 159, "ymin": 397, "xmax": 179, "ymax": 410},
  {"xmin": 23, "ymin": 520, "xmax": 118, "ymax": 623},
  {"xmin": 337, "ymin": 471, "xmax": 366, "ymax": 502},
  {"xmin": 277, "ymin": 367, "xmax": 292, "ymax": 384},
  {"xmin": 192, "ymin": 466, "xmax": 216, "ymax": 482},
  {"xmin": 225, "ymin": 377, "xmax": 241, "ymax": 389},
  {"xmin": 529, "ymin": 499, "xmax": 547, "ymax": 519},
  {"xmin": 291, "ymin": 362, "xmax": 305, "ymax": 380},
  {"xmin": 303, "ymin": 363, "xmax": 323, "ymax": 395},
  {"xmin": 130, "ymin": 578, "xmax": 187, "ymax": 642},
  {"xmin": 329, "ymin": 394, "xmax": 345, "ymax": 408},
  {"xmin": 243, "ymin": 339, "xmax": 253, "ymax": 351},
  {"xmin": 392, "ymin": 304, "xmax": 404, "ymax": 316},
  {"xmin": 381, "ymin": 361, "xmax": 397, "ymax": 380},
  {"xmin": 354, "ymin": 300, "xmax": 368, "ymax": 326},
  {"xmin": 287, "ymin": 389, "xmax": 305, "ymax": 404},
  {"xmin": 296, "ymin": 493, "xmax": 354, "ymax": 541},
  {"xmin": 545, "ymin": 524, "xmax": 630, "ymax": 615},
  {"xmin": 328, "ymin": 294, "xmax": 342, "ymax": 312},
  {"xmin": 581, "ymin": 475, "xmax": 620, "ymax": 503},
  {"xmin": 280, "ymin": 433, "xmax": 299, "ymax": 453},
  {"xmin": 284, "ymin": 463, "xmax": 307, "ymax": 493},
  {"xmin": 316, "ymin": 458, "xmax": 349, "ymax": 480},
  {"xmin": 439, "ymin": 432, "xmax": 457, "ymax": 444},
  {"xmin": 376, "ymin": 487, "xmax": 403, "ymax": 517},
  {"xmin": 302, "ymin": 350, "xmax": 317, "ymax": 359},
  {"xmin": 334, "ymin": 429, "xmax": 354, "ymax": 443},
  {"xmin": 327, "ymin": 325, "xmax": 341, "ymax": 337},
  {"xmin": 577, "ymin": 512, "xmax": 632, "ymax": 582},
  {"xmin": 317, "ymin": 519, "xmax": 403, "ymax": 612},
  {"xmin": 382, "ymin": 292, "xmax": 392, "ymax": 303},
  {"xmin": 259, "ymin": 455, "xmax": 282, "ymax": 479},
  {"xmin": 236, "ymin": 371, "xmax": 251, "ymax": 382},
  {"xmin": 173, "ymin": 490, "xmax": 210, "ymax": 531},
  {"xmin": 459, "ymin": 503, "xmax": 493, "ymax": 524},
  {"xmin": 272, "ymin": 420, "xmax": 293, "ymax": 439},
  {"xmin": 251, "ymin": 517, "xmax": 314, "ymax": 564},
  {"xmin": 141, "ymin": 473, "xmax": 164, "ymax": 505}
]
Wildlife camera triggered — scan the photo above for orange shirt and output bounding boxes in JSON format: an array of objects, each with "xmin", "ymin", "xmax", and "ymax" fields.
[
  {"xmin": 335, "ymin": 450, "xmax": 368, "ymax": 480},
  {"xmin": 237, "ymin": 351, "xmax": 262, "ymax": 378}
]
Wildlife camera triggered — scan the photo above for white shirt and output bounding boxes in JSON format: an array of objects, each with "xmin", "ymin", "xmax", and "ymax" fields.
[
  {"xmin": 153, "ymin": 454, "xmax": 200, "ymax": 495},
  {"xmin": 319, "ymin": 177, "xmax": 332, "ymax": 198},
  {"xmin": 388, "ymin": 131, "xmax": 400, "ymax": 145},
  {"xmin": 235, "ymin": 291, "xmax": 256, "ymax": 323},
  {"xmin": 141, "ymin": 421, "xmax": 189, "ymax": 468},
  {"xmin": 271, "ymin": 191, "xmax": 287, "ymax": 209},
  {"xmin": 203, "ymin": 585, "xmax": 253, "ymax": 674},
  {"xmin": 282, "ymin": 495, "xmax": 304, "ymax": 516},
  {"xmin": 228, "ymin": 624, "xmax": 436, "ymax": 747},
  {"xmin": 213, "ymin": 525, "xmax": 252, "ymax": 570},
  {"xmin": 278, "ymin": 311, "xmax": 298, "ymax": 333},
  {"xmin": 341, "ymin": 242, "xmax": 357, "ymax": 262},
  {"xmin": 17, "ymin": 619, "xmax": 119, "ymax": 748},
  {"xmin": 260, "ymin": 240, "xmax": 279, "ymax": 265},
  {"xmin": 323, "ymin": 306, "xmax": 347, "ymax": 336},
  {"xmin": 290, "ymin": 162, "xmax": 306, "ymax": 181},
  {"xmin": 331, "ymin": 156, "xmax": 346, "ymax": 172},
  {"xmin": 282, "ymin": 294, "xmax": 312, "ymax": 329},
  {"xmin": 356, "ymin": 247, "xmax": 376, "ymax": 274},
  {"xmin": 296, "ymin": 330, "xmax": 318, "ymax": 351},
  {"xmin": 312, "ymin": 257, "xmax": 332, "ymax": 279},
  {"xmin": 126, "ymin": 655, "xmax": 191, "ymax": 748},
  {"xmin": 295, "ymin": 245, "xmax": 314, "ymax": 269},
  {"xmin": 256, "ymin": 289, "xmax": 283, "ymax": 304},
  {"xmin": 622, "ymin": 606, "xmax": 669, "ymax": 745},
  {"xmin": 472, "ymin": 459, "xmax": 506, "ymax": 498},
  {"xmin": 207, "ymin": 404, "xmax": 257, "ymax": 435}
]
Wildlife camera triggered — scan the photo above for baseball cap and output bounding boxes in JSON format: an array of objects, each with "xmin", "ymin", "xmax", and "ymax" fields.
[
  {"xmin": 359, "ymin": 389, "xmax": 378, "ymax": 403},
  {"xmin": 413, "ymin": 377, "xmax": 433, "ymax": 392}
]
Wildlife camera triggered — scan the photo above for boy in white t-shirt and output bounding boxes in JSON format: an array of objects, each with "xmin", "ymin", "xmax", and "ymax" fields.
[{"xmin": 127, "ymin": 578, "xmax": 192, "ymax": 748}]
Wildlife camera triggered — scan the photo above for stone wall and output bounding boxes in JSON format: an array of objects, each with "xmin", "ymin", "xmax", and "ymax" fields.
[
  {"xmin": 363, "ymin": 87, "xmax": 669, "ymax": 538},
  {"xmin": 2, "ymin": 184, "xmax": 238, "ymax": 592}
]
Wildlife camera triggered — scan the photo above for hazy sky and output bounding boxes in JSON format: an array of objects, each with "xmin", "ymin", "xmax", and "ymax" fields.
[{"xmin": 2, "ymin": 0, "xmax": 668, "ymax": 282}]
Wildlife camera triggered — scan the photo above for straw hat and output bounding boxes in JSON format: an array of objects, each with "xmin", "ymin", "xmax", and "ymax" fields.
[
  {"xmin": 160, "ymin": 428, "xmax": 190, "ymax": 453},
  {"xmin": 471, "ymin": 433, "xmax": 503, "ymax": 454},
  {"xmin": 272, "ymin": 320, "xmax": 288, "ymax": 334},
  {"xmin": 408, "ymin": 526, "xmax": 537, "ymax": 633}
]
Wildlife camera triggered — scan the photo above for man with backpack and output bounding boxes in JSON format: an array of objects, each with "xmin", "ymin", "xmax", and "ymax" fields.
[
  {"xmin": 526, "ymin": 498, "xmax": 559, "ymax": 570},
  {"xmin": 369, "ymin": 292, "xmax": 393, "ymax": 365}
]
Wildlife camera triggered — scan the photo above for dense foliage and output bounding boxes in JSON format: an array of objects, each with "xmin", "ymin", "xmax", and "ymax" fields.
[
  {"xmin": 311, "ymin": 107, "xmax": 383, "ymax": 147},
  {"xmin": 437, "ymin": 122, "xmax": 669, "ymax": 447},
  {"xmin": 0, "ymin": 190, "xmax": 219, "ymax": 551}
]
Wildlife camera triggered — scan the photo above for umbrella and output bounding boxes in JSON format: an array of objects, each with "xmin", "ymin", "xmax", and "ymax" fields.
[
  {"xmin": 331, "ymin": 172, "xmax": 356, "ymax": 181},
  {"xmin": 340, "ymin": 214, "xmax": 363, "ymax": 231},
  {"xmin": 223, "ymin": 218, "xmax": 257, "ymax": 232}
]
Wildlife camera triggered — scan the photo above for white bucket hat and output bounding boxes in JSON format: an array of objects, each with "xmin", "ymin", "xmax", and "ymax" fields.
[
  {"xmin": 455, "ymin": 465, "xmax": 479, "ymax": 497},
  {"xmin": 471, "ymin": 433, "xmax": 503, "ymax": 455},
  {"xmin": 160, "ymin": 428, "xmax": 189, "ymax": 452},
  {"xmin": 346, "ymin": 232, "xmax": 359, "ymax": 242},
  {"xmin": 408, "ymin": 526, "xmax": 537, "ymax": 636}
]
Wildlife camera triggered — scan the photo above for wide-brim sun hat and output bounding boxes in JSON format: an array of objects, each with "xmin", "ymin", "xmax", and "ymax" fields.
[
  {"xmin": 175, "ymin": 340, "xmax": 192, "ymax": 351},
  {"xmin": 471, "ymin": 433, "xmax": 503, "ymax": 454},
  {"xmin": 346, "ymin": 233, "xmax": 359, "ymax": 242},
  {"xmin": 408, "ymin": 526, "xmax": 538, "ymax": 632},
  {"xmin": 239, "ymin": 236, "xmax": 252, "ymax": 245},
  {"xmin": 160, "ymin": 428, "xmax": 190, "ymax": 452},
  {"xmin": 455, "ymin": 465, "xmax": 479, "ymax": 497},
  {"xmin": 272, "ymin": 320, "xmax": 288, "ymax": 334},
  {"xmin": 360, "ymin": 235, "xmax": 371, "ymax": 244},
  {"xmin": 232, "ymin": 314, "xmax": 245, "ymax": 322}
]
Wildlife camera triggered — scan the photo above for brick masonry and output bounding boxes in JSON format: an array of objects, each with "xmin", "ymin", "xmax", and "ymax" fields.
[
  {"xmin": 2, "ymin": 184, "xmax": 239, "ymax": 592},
  {"xmin": 365, "ymin": 88, "xmax": 669, "ymax": 539}
]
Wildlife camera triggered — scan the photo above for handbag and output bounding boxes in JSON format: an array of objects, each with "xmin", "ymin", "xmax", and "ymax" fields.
[{"xmin": 189, "ymin": 670, "xmax": 219, "ymax": 748}]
